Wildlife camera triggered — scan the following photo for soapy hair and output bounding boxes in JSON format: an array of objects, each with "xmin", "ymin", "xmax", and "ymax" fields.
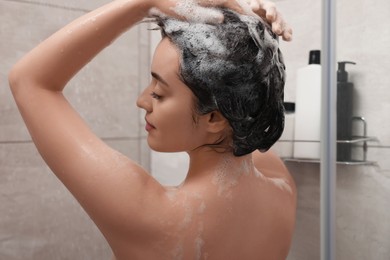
[{"xmin": 156, "ymin": 10, "xmax": 286, "ymax": 156}]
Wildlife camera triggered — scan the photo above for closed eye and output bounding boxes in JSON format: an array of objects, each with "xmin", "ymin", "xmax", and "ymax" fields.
[{"xmin": 150, "ymin": 92, "xmax": 162, "ymax": 100}]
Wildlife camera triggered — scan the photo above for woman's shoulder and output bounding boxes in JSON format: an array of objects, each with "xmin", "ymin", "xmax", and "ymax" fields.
[
  {"xmin": 251, "ymin": 149, "xmax": 297, "ymax": 222},
  {"xmin": 252, "ymin": 149, "xmax": 296, "ymax": 190}
]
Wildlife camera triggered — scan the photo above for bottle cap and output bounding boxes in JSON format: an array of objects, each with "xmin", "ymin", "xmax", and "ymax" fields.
[
  {"xmin": 309, "ymin": 50, "xmax": 321, "ymax": 65},
  {"xmin": 283, "ymin": 102, "xmax": 295, "ymax": 113}
]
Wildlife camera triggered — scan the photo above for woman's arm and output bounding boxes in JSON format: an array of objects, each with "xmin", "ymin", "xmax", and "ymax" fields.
[{"xmin": 8, "ymin": 0, "xmax": 165, "ymax": 247}]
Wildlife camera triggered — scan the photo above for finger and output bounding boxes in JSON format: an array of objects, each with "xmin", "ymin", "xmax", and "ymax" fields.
[
  {"xmin": 249, "ymin": 0, "xmax": 266, "ymax": 19},
  {"xmin": 232, "ymin": 0, "xmax": 257, "ymax": 16},
  {"xmin": 249, "ymin": 0, "xmax": 260, "ymax": 12},
  {"xmin": 201, "ymin": 0, "xmax": 228, "ymax": 7},
  {"xmin": 282, "ymin": 25, "xmax": 293, "ymax": 41},
  {"xmin": 261, "ymin": 1, "xmax": 277, "ymax": 22},
  {"xmin": 148, "ymin": 7, "xmax": 168, "ymax": 19},
  {"xmin": 271, "ymin": 11, "xmax": 284, "ymax": 34}
]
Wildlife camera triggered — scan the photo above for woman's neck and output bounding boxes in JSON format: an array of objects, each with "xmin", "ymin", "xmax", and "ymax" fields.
[{"xmin": 184, "ymin": 147, "xmax": 256, "ymax": 184}]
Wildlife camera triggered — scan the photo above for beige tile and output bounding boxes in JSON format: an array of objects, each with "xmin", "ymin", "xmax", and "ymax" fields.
[
  {"xmin": 336, "ymin": 165, "xmax": 390, "ymax": 260},
  {"xmin": 64, "ymin": 26, "xmax": 142, "ymax": 139},
  {"xmin": 1, "ymin": 1, "xmax": 81, "ymax": 142},
  {"xmin": 367, "ymin": 146, "xmax": 390, "ymax": 171},
  {"xmin": 1, "ymin": 1, "xmax": 148, "ymax": 141},
  {"xmin": 285, "ymin": 160, "xmax": 390, "ymax": 260},
  {"xmin": 277, "ymin": 0, "xmax": 322, "ymax": 103},
  {"xmin": 286, "ymin": 162, "xmax": 320, "ymax": 260},
  {"xmin": 0, "ymin": 142, "xmax": 111, "ymax": 259},
  {"xmin": 139, "ymin": 137, "xmax": 151, "ymax": 172},
  {"xmin": 336, "ymin": 32, "xmax": 390, "ymax": 145},
  {"xmin": 7, "ymin": 0, "xmax": 112, "ymax": 12}
]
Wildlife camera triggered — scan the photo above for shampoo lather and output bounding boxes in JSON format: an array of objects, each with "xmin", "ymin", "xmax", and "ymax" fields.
[{"xmin": 293, "ymin": 50, "xmax": 322, "ymax": 159}]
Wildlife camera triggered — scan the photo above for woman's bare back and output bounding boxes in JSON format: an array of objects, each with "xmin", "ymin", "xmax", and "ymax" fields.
[{"xmin": 111, "ymin": 152, "xmax": 296, "ymax": 260}]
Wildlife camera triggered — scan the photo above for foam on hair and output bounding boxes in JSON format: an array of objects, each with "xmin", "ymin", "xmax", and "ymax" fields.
[{"xmin": 156, "ymin": 9, "xmax": 286, "ymax": 156}]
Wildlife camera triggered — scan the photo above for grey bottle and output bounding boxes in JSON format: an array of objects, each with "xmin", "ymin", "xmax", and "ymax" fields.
[{"xmin": 337, "ymin": 61, "xmax": 356, "ymax": 162}]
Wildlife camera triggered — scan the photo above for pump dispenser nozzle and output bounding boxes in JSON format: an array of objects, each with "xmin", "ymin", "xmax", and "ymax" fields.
[{"xmin": 337, "ymin": 61, "xmax": 356, "ymax": 82}]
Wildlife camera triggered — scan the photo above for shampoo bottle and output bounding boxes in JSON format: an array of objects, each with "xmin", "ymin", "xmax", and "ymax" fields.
[
  {"xmin": 293, "ymin": 50, "xmax": 322, "ymax": 159},
  {"xmin": 337, "ymin": 61, "xmax": 356, "ymax": 162}
]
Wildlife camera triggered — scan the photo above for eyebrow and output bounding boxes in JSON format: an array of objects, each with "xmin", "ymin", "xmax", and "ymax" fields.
[{"xmin": 151, "ymin": 72, "xmax": 169, "ymax": 87}]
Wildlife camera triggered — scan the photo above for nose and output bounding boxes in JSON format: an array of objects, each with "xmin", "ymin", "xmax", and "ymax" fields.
[{"xmin": 136, "ymin": 85, "xmax": 152, "ymax": 112}]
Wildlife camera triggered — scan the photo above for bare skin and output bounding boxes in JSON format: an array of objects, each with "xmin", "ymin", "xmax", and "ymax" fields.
[{"xmin": 9, "ymin": 0, "xmax": 296, "ymax": 259}]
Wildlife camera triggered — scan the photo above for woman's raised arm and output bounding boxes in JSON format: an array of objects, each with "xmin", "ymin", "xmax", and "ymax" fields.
[{"xmin": 8, "ymin": 0, "xmax": 165, "ymax": 250}]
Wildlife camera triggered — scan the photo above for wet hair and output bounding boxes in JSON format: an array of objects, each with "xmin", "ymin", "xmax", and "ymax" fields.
[{"xmin": 156, "ymin": 9, "xmax": 286, "ymax": 156}]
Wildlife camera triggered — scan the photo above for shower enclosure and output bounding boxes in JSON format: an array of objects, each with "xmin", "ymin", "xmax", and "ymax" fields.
[{"xmin": 270, "ymin": 0, "xmax": 390, "ymax": 259}]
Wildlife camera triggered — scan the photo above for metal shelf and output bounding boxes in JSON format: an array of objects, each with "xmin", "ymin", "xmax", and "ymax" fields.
[
  {"xmin": 277, "ymin": 136, "xmax": 378, "ymax": 144},
  {"xmin": 277, "ymin": 136, "xmax": 378, "ymax": 166},
  {"xmin": 282, "ymin": 157, "xmax": 377, "ymax": 166},
  {"xmin": 276, "ymin": 117, "xmax": 379, "ymax": 166}
]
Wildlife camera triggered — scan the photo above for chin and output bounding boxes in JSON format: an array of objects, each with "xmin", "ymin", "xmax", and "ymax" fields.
[
  {"xmin": 147, "ymin": 139, "xmax": 177, "ymax": 153},
  {"xmin": 147, "ymin": 139, "xmax": 190, "ymax": 153}
]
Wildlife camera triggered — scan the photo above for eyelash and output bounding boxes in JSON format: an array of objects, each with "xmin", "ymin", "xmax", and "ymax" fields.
[{"xmin": 150, "ymin": 92, "xmax": 162, "ymax": 100}]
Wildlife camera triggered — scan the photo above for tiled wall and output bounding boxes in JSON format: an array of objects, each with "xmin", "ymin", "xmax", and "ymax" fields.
[{"xmin": 0, "ymin": 0, "xmax": 150, "ymax": 259}]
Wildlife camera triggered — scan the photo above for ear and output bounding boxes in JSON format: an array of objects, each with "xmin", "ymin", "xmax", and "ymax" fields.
[{"xmin": 205, "ymin": 111, "xmax": 229, "ymax": 134}]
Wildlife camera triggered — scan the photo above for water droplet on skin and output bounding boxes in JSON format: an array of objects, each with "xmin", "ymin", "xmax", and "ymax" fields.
[
  {"xmin": 268, "ymin": 177, "xmax": 293, "ymax": 194},
  {"xmin": 195, "ymin": 236, "xmax": 205, "ymax": 260},
  {"xmin": 198, "ymin": 201, "xmax": 206, "ymax": 214},
  {"xmin": 172, "ymin": 242, "xmax": 184, "ymax": 259},
  {"xmin": 166, "ymin": 188, "xmax": 177, "ymax": 201},
  {"xmin": 255, "ymin": 169, "xmax": 292, "ymax": 194}
]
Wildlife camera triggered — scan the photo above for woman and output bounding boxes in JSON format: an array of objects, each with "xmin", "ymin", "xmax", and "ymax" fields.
[{"xmin": 9, "ymin": 0, "xmax": 296, "ymax": 259}]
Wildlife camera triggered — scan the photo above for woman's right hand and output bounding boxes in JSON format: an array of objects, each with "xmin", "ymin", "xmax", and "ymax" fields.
[{"xmin": 247, "ymin": 0, "xmax": 293, "ymax": 41}]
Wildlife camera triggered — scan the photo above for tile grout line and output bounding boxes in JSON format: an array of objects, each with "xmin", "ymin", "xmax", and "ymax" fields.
[
  {"xmin": 2, "ymin": 0, "xmax": 90, "ymax": 13},
  {"xmin": 0, "ymin": 136, "xmax": 147, "ymax": 145}
]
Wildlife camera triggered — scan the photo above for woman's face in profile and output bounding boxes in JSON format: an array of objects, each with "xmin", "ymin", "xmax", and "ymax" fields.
[{"xmin": 137, "ymin": 38, "xmax": 210, "ymax": 153}]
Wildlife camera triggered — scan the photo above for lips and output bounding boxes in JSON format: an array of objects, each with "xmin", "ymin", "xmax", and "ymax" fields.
[{"xmin": 145, "ymin": 118, "xmax": 156, "ymax": 132}]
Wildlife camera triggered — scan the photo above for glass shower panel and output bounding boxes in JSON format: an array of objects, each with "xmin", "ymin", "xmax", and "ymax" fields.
[{"xmin": 335, "ymin": 0, "xmax": 390, "ymax": 259}]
